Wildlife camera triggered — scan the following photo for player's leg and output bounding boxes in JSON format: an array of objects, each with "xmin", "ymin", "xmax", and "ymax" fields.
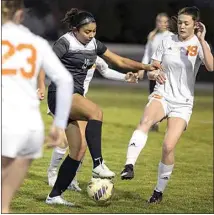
[
  {"xmin": 68, "ymin": 93, "xmax": 115, "ymax": 178},
  {"xmin": 48, "ymin": 131, "xmax": 68, "ymax": 186},
  {"xmin": 2, "ymin": 125, "xmax": 45, "ymax": 212},
  {"xmin": 46, "ymin": 93, "xmax": 114, "ymax": 206},
  {"xmin": 47, "ymin": 105, "xmax": 80, "ymax": 189},
  {"xmin": 148, "ymin": 117, "xmax": 186, "ymax": 203},
  {"xmin": 68, "ymin": 120, "xmax": 87, "ymax": 192},
  {"xmin": 149, "ymin": 80, "xmax": 159, "ymax": 132},
  {"xmin": 46, "ymin": 121, "xmax": 81, "ymax": 206},
  {"xmin": 2, "ymin": 157, "xmax": 32, "ymax": 213},
  {"xmin": 121, "ymin": 98, "xmax": 166, "ymax": 180},
  {"xmin": 48, "ymin": 91, "xmax": 114, "ymax": 177},
  {"xmin": 2, "ymin": 157, "xmax": 13, "ymax": 181},
  {"xmin": 48, "ymin": 120, "xmax": 87, "ymax": 191},
  {"xmin": 47, "ymin": 91, "xmax": 69, "ymax": 185}
]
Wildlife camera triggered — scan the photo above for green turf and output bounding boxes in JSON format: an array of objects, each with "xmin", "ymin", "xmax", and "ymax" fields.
[{"xmin": 11, "ymin": 85, "xmax": 213, "ymax": 213}]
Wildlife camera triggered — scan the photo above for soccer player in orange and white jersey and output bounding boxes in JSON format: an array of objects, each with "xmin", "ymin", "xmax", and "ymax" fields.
[
  {"xmin": 121, "ymin": 6, "xmax": 213, "ymax": 203},
  {"xmin": 2, "ymin": 0, "xmax": 74, "ymax": 212}
]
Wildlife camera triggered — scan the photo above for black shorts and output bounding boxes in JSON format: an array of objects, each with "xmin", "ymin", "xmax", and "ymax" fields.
[
  {"xmin": 47, "ymin": 90, "xmax": 74, "ymax": 125},
  {"xmin": 47, "ymin": 91, "xmax": 57, "ymax": 115}
]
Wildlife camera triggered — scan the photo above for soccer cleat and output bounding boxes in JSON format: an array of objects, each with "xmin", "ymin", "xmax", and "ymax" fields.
[
  {"xmin": 121, "ymin": 164, "xmax": 134, "ymax": 180},
  {"xmin": 147, "ymin": 190, "xmax": 163, "ymax": 204},
  {"xmin": 47, "ymin": 168, "xmax": 57, "ymax": 187},
  {"xmin": 92, "ymin": 161, "xmax": 115, "ymax": 179},
  {"xmin": 67, "ymin": 178, "xmax": 82, "ymax": 192},
  {"xmin": 45, "ymin": 195, "xmax": 75, "ymax": 206}
]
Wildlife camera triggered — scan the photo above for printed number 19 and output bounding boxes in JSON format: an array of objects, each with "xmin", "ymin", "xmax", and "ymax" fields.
[{"xmin": 186, "ymin": 45, "xmax": 198, "ymax": 56}]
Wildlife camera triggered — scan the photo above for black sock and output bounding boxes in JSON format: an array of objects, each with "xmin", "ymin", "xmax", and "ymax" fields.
[
  {"xmin": 85, "ymin": 119, "xmax": 103, "ymax": 168},
  {"xmin": 49, "ymin": 155, "xmax": 80, "ymax": 197}
]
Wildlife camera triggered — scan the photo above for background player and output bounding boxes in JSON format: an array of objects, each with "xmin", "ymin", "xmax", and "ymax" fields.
[{"xmin": 138, "ymin": 12, "xmax": 173, "ymax": 131}]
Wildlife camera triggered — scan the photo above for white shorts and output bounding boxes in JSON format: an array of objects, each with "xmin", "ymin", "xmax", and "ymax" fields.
[
  {"xmin": 2, "ymin": 126, "xmax": 45, "ymax": 159},
  {"xmin": 148, "ymin": 93, "xmax": 193, "ymax": 126}
]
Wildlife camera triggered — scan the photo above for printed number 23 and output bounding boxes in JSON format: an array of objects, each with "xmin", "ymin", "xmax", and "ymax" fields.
[
  {"xmin": 186, "ymin": 45, "xmax": 198, "ymax": 56},
  {"xmin": 2, "ymin": 40, "xmax": 37, "ymax": 79}
]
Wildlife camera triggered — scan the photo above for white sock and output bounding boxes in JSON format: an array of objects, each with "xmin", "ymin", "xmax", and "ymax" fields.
[
  {"xmin": 125, "ymin": 130, "xmax": 148, "ymax": 166},
  {"xmin": 155, "ymin": 162, "xmax": 174, "ymax": 193},
  {"xmin": 48, "ymin": 147, "xmax": 67, "ymax": 170}
]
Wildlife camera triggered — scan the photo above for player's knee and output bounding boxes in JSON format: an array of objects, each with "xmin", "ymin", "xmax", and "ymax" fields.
[
  {"xmin": 162, "ymin": 143, "xmax": 175, "ymax": 155},
  {"xmin": 89, "ymin": 107, "xmax": 103, "ymax": 121},
  {"xmin": 79, "ymin": 140, "xmax": 87, "ymax": 154},
  {"xmin": 138, "ymin": 116, "xmax": 154, "ymax": 132}
]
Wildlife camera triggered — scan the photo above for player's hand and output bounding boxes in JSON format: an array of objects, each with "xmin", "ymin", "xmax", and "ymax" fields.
[
  {"xmin": 196, "ymin": 22, "xmax": 206, "ymax": 41},
  {"xmin": 37, "ymin": 87, "xmax": 45, "ymax": 100},
  {"xmin": 137, "ymin": 70, "xmax": 145, "ymax": 80},
  {"xmin": 125, "ymin": 72, "xmax": 138, "ymax": 83},
  {"xmin": 46, "ymin": 125, "xmax": 65, "ymax": 148},
  {"xmin": 154, "ymin": 70, "xmax": 166, "ymax": 84},
  {"xmin": 143, "ymin": 62, "xmax": 163, "ymax": 71}
]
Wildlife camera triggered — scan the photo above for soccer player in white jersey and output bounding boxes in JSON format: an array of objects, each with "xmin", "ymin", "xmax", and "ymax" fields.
[
  {"xmin": 46, "ymin": 56, "xmax": 137, "ymax": 191},
  {"xmin": 139, "ymin": 13, "xmax": 174, "ymax": 131},
  {"xmin": 120, "ymin": 6, "xmax": 213, "ymax": 203},
  {"xmin": 2, "ymin": 1, "xmax": 74, "ymax": 212}
]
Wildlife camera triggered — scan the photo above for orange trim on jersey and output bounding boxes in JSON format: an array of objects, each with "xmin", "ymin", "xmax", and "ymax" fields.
[{"xmin": 152, "ymin": 94, "xmax": 163, "ymax": 99}]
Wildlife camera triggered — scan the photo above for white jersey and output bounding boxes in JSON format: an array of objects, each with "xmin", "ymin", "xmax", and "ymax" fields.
[
  {"xmin": 152, "ymin": 34, "xmax": 209, "ymax": 104},
  {"xmin": 83, "ymin": 56, "xmax": 125, "ymax": 96},
  {"xmin": 2, "ymin": 22, "xmax": 73, "ymax": 130},
  {"xmin": 142, "ymin": 30, "xmax": 173, "ymax": 64},
  {"xmin": 83, "ymin": 56, "xmax": 107, "ymax": 96}
]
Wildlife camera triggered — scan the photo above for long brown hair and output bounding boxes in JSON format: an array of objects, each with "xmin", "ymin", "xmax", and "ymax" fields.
[{"xmin": 169, "ymin": 6, "xmax": 200, "ymax": 34}]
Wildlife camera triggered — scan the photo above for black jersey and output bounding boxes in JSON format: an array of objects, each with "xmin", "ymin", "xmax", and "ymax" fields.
[{"xmin": 48, "ymin": 32, "xmax": 107, "ymax": 95}]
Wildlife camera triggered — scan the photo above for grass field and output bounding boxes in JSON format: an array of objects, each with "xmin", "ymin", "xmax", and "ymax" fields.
[{"xmin": 11, "ymin": 84, "xmax": 213, "ymax": 214}]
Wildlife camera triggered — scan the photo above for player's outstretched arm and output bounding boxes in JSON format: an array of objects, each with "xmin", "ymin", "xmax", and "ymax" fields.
[
  {"xmin": 95, "ymin": 57, "xmax": 138, "ymax": 83},
  {"xmin": 102, "ymin": 49, "xmax": 161, "ymax": 71}
]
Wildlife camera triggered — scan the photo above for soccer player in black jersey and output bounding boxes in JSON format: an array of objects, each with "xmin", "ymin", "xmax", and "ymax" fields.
[{"xmin": 46, "ymin": 8, "xmax": 160, "ymax": 205}]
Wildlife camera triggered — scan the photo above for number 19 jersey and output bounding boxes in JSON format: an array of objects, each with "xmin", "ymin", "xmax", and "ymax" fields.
[{"xmin": 152, "ymin": 34, "xmax": 209, "ymax": 105}]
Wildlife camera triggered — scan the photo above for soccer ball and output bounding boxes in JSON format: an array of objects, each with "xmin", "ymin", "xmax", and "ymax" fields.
[{"xmin": 87, "ymin": 178, "xmax": 114, "ymax": 203}]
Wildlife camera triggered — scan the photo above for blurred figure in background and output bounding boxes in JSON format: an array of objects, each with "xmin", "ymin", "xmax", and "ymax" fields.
[
  {"xmin": 22, "ymin": 0, "xmax": 59, "ymax": 41},
  {"xmin": 139, "ymin": 13, "xmax": 173, "ymax": 132}
]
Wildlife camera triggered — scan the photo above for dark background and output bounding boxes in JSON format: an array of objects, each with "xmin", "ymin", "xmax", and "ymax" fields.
[{"xmin": 23, "ymin": 0, "xmax": 214, "ymax": 82}]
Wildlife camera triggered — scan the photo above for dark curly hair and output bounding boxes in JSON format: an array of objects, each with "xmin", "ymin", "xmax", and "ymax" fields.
[{"xmin": 62, "ymin": 8, "xmax": 96, "ymax": 30}]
